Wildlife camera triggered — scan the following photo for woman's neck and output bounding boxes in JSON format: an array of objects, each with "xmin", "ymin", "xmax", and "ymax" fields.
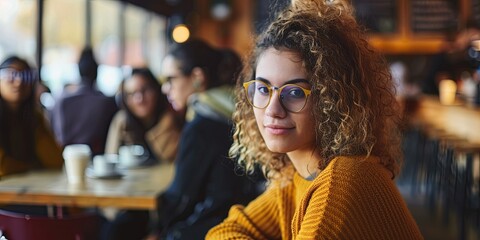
[
  {"xmin": 287, "ymin": 149, "xmax": 322, "ymax": 180},
  {"xmin": 140, "ymin": 112, "xmax": 160, "ymax": 129},
  {"xmin": 5, "ymin": 102, "xmax": 20, "ymax": 112}
]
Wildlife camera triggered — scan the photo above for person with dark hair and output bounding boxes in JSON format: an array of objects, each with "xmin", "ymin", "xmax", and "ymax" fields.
[
  {"xmin": 50, "ymin": 46, "xmax": 118, "ymax": 155},
  {"xmin": 101, "ymin": 68, "xmax": 182, "ymax": 240},
  {"xmin": 0, "ymin": 56, "xmax": 63, "ymax": 178},
  {"xmin": 144, "ymin": 40, "xmax": 259, "ymax": 240},
  {"xmin": 207, "ymin": 0, "xmax": 422, "ymax": 239},
  {"xmin": 105, "ymin": 67, "xmax": 181, "ymax": 164},
  {"xmin": 422, "ymin": 20, "xmax": 480, "ymax": 95}
]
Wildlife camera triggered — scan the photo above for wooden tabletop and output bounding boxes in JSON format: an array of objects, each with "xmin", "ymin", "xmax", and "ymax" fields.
[{"xmin": 0, "ymin": 163, "xmax": 174, "ymax": 210}]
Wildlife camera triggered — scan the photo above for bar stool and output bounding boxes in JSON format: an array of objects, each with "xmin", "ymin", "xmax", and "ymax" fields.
[
  {"xmin": 418, "ymin": 125, "xmax": 467, "ymax": 218},
  {"xmin": 448, "ymin": 142, "xmax": 480, "ymax": 240}
]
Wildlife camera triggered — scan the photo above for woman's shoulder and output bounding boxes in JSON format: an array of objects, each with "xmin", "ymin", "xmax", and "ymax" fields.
[
  {"xmin": 147, "ymin": 110, "xmax": 180, "ymax": 136},
  {"xmin": 326, "ymin": 155, "xmax": 393, "ymax": 181},
  {"xmin": 305, "ymin": 156, "xmax": 394, "ymax": 198},
  {"xmin": 112, "ymin": 109, "xmax": 128, "ymax": 120}
]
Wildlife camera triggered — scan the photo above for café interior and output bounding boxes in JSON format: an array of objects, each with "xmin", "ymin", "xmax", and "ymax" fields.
[{"xmin": 0, "ymin": 0, "xmax": 480, "ymax": 239}]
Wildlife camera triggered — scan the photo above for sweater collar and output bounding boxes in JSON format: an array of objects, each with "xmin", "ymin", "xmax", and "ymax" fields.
[{"xmin": 185, "ymin": 85, "xmax": 235, "ymax": 123}]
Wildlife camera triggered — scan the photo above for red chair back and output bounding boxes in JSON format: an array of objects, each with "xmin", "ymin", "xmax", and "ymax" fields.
[{"xmin": 0, "ymin": 210, "xmax": 100, "ymax": 240}]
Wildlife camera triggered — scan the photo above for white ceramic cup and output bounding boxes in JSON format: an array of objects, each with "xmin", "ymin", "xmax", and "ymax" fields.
[
  {"xmin": 118, "ymin": 145, "xmax": 144, "ymax": 167},
  {"xmin": 63, "ymin": 144, "xmax": 91, "ymax": 184},
  {"xmin": 93, "ymin": 154, "xmax": 117, "ymax": 176},
  {"xmin": 439, "ymin": 79, "xmax": 457, "ymax": 105}
]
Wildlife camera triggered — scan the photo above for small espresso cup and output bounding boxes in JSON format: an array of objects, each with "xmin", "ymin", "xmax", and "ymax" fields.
[
  {"xmin": 93, "ymin": 154, "xmax": 117, "ymax": 176},
  {"xmin": 63, "ymin": 144, "xmax": 91, "ymax": 184},
  {"xmin": 118, "ymin": 145, "xmax": 144, "ymax": 167}
]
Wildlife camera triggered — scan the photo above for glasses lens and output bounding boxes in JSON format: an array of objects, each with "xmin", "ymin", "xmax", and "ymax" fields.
[
  {"xmin": 246, "ymin": 81, "xmax": 270, "ymax": 109},
  {"xmin": 280, "ymin": 85, "xmax": 308, "ymax": 112},
  {"xmin": 0, "ymin": 69, "xmax": 36, "ymax": 84},
  {"xmin": 0, "ymin": 69, "xmax": 15, "ymax": 82}
]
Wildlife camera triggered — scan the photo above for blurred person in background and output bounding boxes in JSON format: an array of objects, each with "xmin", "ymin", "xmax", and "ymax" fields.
[
  {"xmin": 422, "ymin": 20, "xmax": 480, "ymax": 95},
  {"xmin": 101, "ymin": 68, "xmax": 183, "ymax": 239},
  {"xmin": 0, "ymin": 56, "xmax": 63, "ymax": 178},
  {"xmin": 0, "ymin": 56, "xmax": 63, "ymax": 216},
  {"xmin": 144, "ymin": 40, "xmax": 260, "ymax": 240},
  {"xmin": 105, "ymin": 67, "xmax": 182, "ymax": 164},
  {"xmin": 207, "ymin": 0, "xmax": 422, "ymax": 239},
  {"xmin": 50, "ymin": 46, "xmax": 118, "ymax": 156}
]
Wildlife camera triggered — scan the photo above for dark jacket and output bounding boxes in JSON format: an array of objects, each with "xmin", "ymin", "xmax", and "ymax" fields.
[
  {"xmin": 50, "ymin": 83, "xmax": 118, "ymax": 155},
  {"xmin": 156, "ymin": 86, "xmax": 259, "ymax": 240}
]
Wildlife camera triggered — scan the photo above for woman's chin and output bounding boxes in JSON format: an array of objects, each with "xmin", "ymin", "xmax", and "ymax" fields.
[
  {"xmin": 171, "ymin": 103, "xmax": 185, "ymax": 112},
  {"xmin": 265, "ymin": 143, "xmax": 291, "ymax": 154}
]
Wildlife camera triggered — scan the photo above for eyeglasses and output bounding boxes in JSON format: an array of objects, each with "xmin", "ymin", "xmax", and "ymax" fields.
[
  {"xmin": 125, "ymin": 87, "xmax": 155, "ymax": 100},
  {"xmin": 0, "ymin": 68, "xmax": 37, "ymax": 85},
  {"xmin": 243, "ymin": 80, "xmax": 311, "ymax": 113}
]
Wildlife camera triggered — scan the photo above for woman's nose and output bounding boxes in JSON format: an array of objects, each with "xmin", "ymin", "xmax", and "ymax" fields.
[
  {"xmin": 132, "ymin": 92, "xmax": 144, "ymax": 102},
  {"xmin": 161, "ymin": 82, "xmax": 171, "ymax": 94},
  {"xmin": 264, "ymin": 91, "xmax": 286, "ymax": 118},
  {"xmin": 12, "ymin": 77, "xmax": 23, "ymax": 87}
]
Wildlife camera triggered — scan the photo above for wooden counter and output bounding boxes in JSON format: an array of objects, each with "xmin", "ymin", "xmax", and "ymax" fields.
[{"xmin": 409, "ymin": 95, "xmax": 480, "ymax": 145}]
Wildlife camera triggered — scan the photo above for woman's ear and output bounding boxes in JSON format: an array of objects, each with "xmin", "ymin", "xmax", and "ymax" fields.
[{"xmin": 191, "ymin": 67, "xmax": 206, "ymax": 91}]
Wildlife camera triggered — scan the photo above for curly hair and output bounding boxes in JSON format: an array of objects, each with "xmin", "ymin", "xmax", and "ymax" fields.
[{"xmin": 230, "ymin": 0, "xmax": 402, "ymax": 181}]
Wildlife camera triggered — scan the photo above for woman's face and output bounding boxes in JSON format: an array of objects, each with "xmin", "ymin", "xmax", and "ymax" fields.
[
  {"xmin": 123, "ymin": 74, "xmax": 158, "ymax": 120},
  {"xmin": 253, "ymin": 48, "xmax": 316, "ymax": 154},
  {"xmin": 0, "ymin": 62, "xmax": 32, "ymax": 109},
  {"xmin": 161, "ymin": 55, "xmax": 196, "ymax": 112}
]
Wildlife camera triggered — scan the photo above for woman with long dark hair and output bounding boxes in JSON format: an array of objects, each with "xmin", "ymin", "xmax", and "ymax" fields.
[
  {"xmin": 145, "ymin": 40, "xmax": 260, "ymax": 240},
  {"xmin": 105, "ymin": 67, "xmax": 181, "ymax": 164},
  {"xmin": 0, "ymin": 56, "xmax": 63, "ymax": 178},
  {"xmin": 102, "ymin": 68, "xmax": 182, "ymax": 240}
]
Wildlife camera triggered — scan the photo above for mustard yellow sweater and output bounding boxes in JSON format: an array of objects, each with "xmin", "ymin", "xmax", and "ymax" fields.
[
  {"xmin": 206, "ymin": 156, "xmax": 423, "ymax": 240},
  {"xmin": 0, "ymin": 111, "xmax": 63, "ymax": 177}
]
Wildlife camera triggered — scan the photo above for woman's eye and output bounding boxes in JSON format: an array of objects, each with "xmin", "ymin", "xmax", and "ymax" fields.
[
  {"xmin": 257, "ymin": 86, "xmax": 269, "ymax": 95},
  {"xmin": 287, "ymin": 88, "xmax": 305, "ymax": 98}
]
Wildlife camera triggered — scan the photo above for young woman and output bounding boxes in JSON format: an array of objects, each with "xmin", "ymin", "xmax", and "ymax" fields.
[
  {"xmin": 207, "ymin": 0, "xmax": 423, "ymax": 239},
  {"xmin": 0, "ymin": 56, "xmax": 63, "ymax": 178},
  {"xmin": 102, "ymin": 68, "xmax": 182, "ymax": 240},
  {"xmin": 105, "ymin": 67, "xmax": 181, "ymax": 164},
  {"xmin": 147, "ymin": 40, "xmax": 259, "ymax": 240}
]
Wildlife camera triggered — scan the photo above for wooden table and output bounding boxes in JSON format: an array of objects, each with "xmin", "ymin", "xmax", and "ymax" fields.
[
  {"xmin": 409, "ymin": 95, "xmax": 480, "ymax": 145},
  {"xmin": 0, "ymin": 163, "xmax": 174, "ymax": 210}
]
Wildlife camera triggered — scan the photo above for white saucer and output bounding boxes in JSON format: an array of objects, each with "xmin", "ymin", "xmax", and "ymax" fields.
[
  {"xmin": 117, "ymin": 163, "xmax": 146, "ymax": 170},
  {"xmin": 86, "ymin": 167, "xmax": 124, "ymax": 179}
]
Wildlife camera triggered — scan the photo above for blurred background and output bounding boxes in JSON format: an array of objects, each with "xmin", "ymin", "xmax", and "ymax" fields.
[
  {"xmin": 1, "ymin": 0, "xmax": 477, "ymax": 99},
  {"xmin": 1, "ymin": 0, "xmax": 480, "ymax": 239}
]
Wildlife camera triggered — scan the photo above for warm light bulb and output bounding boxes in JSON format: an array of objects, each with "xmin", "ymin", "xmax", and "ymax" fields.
[{"xmin": 172, "ymin": 24, "xmax": 190, "ymax": 43}]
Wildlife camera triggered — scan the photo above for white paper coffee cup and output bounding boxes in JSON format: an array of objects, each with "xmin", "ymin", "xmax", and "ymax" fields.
[{"xmin": 63, "ymin": 144, "xmax": 91, "ymax": 184}]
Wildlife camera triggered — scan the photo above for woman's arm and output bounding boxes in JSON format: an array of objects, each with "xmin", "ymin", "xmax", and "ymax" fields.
[
  {"xmin": 104, "ymin": 111, "xmax": 125, "ymax": 155},
  {"xmin": 206, "ymin": 185, "xmax": 282, "ymax": 240},
  {"xmin": 0, "ymin": 148, "xmax": 31, "ymax": 176},
  {"xmin": 35, "ymin": 112, "xmax": 63, "ymax": 169},
  {"xmin": 145, "ymin": 111, "xmax": 181, "ymax": 162}
]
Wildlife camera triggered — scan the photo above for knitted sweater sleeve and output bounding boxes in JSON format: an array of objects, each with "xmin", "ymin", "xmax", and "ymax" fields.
[
  {"xmin": 293, "ymin": 158, "xmax": 423, "ymax": 240},
  {"xmin": 206, "ymin": 185, "xmax": 282, "ymax": 240}
]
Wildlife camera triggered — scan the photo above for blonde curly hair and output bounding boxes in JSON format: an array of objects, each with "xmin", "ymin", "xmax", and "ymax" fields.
[{"xmin": 230, "ymin": 0, "xmax": 402, "ymax": 181}]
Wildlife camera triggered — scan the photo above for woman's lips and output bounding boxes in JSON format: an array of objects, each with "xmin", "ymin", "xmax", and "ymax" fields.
[{"xmin": 264, "ymin": 124, "xmax": 294, "ymax": 135}]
